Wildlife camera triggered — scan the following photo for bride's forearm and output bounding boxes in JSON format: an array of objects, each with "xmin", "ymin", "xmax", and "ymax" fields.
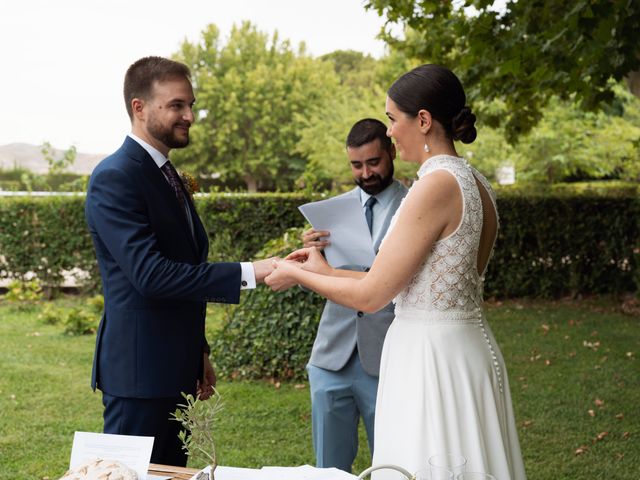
[
  {"xmin": 294, "ymin": 268, "xmax": 382, "ymax": 312},
  {"xmin": 330, "ymin": 268, "xmax": 367, "ymax": 279}
]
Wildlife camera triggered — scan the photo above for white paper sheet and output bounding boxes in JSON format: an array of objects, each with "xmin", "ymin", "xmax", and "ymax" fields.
[
  {"xmin": 299, "ymin": 196, "xmax": 374, "ymax": 267},
  {"xmin": 69, "ymin": 431, "xmax": 154, "ymax": 480}
]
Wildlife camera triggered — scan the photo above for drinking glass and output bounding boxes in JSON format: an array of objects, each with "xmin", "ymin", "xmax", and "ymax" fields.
[
  {"xmin": 416, "ymin": 468, "xmax": 454, "ymax": 480},
  {"xmin": 456, "ymin": 473, "xmax": 497, "ymax": 480},
  {"xmin": 428, "ymin": 454, "xmax": 467, "ymax": 478}
]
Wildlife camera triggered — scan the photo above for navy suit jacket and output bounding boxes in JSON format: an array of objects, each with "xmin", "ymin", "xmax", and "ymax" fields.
[{"xmin": 85, "ymin": 137, "xmax": 241, "ymax": 398}]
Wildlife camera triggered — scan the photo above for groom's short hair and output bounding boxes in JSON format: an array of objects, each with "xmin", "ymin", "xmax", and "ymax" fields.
[
  {"xmin": 124, "ymin": 56, "xmax": 191, "ymax": 120},
  {"xmin": 346, "ymin": 118, "xmax": 392, "ymax": 153}
]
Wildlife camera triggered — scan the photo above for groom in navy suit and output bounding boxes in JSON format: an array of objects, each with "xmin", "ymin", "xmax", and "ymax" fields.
[{"xmin": 85, "ymin": 56, "xmax": 273, "ymax": 466}]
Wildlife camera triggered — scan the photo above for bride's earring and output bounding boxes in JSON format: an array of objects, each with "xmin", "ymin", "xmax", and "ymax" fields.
[{"xmin": 424, "ymin": 142, "xmax": 430, "ymax": 153}]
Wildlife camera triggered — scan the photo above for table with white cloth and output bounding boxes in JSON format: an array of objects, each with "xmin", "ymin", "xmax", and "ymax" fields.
[{"xmin": 148, "ymin": 463, "xmax": 359, "ymax": 480}]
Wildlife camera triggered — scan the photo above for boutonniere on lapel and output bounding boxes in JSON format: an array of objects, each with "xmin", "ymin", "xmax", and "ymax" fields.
[{"xmin": 178, "ymin": 170, "xmax": 201, "ymax": 199}]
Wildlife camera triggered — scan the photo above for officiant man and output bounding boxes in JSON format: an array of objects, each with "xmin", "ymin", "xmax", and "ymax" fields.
[
  {"xmin": 85, "ymin": 56, "xmax": 274, "ymax": 466},
  {"xmin": 301, "ymin": 119, "xmax": 408, "ymax": 472}
]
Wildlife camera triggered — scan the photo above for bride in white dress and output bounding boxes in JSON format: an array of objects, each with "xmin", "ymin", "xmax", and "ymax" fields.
[{"xmin": 266, "ymin": 64, "xmax": 526, "ymax": 480}]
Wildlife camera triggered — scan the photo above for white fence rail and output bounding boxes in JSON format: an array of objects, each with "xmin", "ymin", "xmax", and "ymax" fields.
[{"xmin": 0, "ymin": 191, "xmax": 86, "ymax": 196}]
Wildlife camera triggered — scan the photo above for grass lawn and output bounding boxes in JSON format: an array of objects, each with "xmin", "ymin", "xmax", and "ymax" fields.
[{"xmin": 0, "ymin": 296, "xmax": 638, "ymax": 479}]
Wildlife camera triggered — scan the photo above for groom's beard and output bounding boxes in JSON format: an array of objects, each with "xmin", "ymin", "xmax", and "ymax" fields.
[
  {"xmin": 148, "ymin": 118, "xmax": 191, "ymax": 150},
  {"xmin": 355, "ymin": 164, "xmax": 394, "ymax": 195}
]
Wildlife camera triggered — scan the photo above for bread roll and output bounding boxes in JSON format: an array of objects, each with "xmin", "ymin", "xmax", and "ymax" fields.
[{"xmin": 59, "ymin": 458, "xmax": 137, "ymax": 480}]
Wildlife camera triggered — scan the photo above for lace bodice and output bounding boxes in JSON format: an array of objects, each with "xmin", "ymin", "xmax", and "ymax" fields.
[{"xmin": 385, "ymin": 155, "xmax": 498, "ymax": 315}]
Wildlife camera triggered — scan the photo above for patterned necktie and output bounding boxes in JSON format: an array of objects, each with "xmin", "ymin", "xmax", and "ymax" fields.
[
  {"xmin": 364, "ymin": 196, "xmax": 377, "ymax": 235},
  {"xmin": 161, "ymin": 161, "xmax": 186, "ymax": 211}
]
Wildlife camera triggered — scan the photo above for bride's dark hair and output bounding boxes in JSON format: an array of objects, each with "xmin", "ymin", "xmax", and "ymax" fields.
[{"xmin": 388, "ymin": 64, "xmax": 477, "ymax": 144}]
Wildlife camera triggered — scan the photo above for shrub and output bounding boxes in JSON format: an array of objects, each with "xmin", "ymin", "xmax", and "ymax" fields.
[
  {"xmin": 63, "ymin": 306, "xmax": 98, "ymax": 336},
  {"xmin": 4, "ymin": 279, "xmax": 43, "ymax": 308},
  {"xmin": 35, "ymin": 294, "xmax": 103, "ymax": 335},
  {"xmin": 39, "ymin": 302, "xmax": 62, "ymax": 325},
  {"xmin": 171, "ymin": 391, "xmax": 224, "ymax": 470},
  {"xmin": 210, "ymin": 228, "xmax": 325, "ymax": 381},
  {"xmin": 209, "ymin": 191, "xmax": 639, "ymax": 380},
  {"xmin": 195, "ymin": 193, "xmax": 314, "ymax": 260},
  {"xmin": 64, "ymin": 294, "xmax": 103, "ymax": 336}
]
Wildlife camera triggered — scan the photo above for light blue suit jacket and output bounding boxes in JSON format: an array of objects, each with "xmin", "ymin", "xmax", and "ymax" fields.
[{"xmin": 309, "ymin": 180, "xmax": 408, "ymax": 376}]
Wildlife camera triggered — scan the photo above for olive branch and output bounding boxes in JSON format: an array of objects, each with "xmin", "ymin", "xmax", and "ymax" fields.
[{"xmin": 170, "ymin": 390, "xmax": 223, "ymax": 470}]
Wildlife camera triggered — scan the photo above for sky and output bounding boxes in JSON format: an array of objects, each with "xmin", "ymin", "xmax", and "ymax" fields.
[{"xmin": 0, "ymin": 0, "xmax": 390, "ymax": 154}]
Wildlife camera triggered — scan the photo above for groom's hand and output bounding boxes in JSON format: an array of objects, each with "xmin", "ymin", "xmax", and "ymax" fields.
[
  {"xmin": 265, "ymin": 259, "xmax": 301, "ymax": 291},
  {"xmin": 197, "ymin": 354, "xmax": 217, "ymax": 401},
  {"xmin": 253, "ymin": 257, "xmax": 277, "ymax": 284}
]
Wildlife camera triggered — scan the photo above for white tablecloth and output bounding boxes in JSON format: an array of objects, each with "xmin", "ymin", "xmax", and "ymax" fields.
[{"xmin": 197, "ymin": 465, "xmax": 358, "ymax": 480}]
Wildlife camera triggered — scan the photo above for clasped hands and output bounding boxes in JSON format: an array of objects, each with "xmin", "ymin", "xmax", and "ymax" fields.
[{"xmin": 263, "ymin": 247, "xmax": 330, "ymax": 292}]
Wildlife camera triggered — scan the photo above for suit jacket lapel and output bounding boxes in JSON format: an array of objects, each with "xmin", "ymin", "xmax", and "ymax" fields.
[
  {"xmin": 184, "ymin": 193, "xmax": 209, "ymax": 262},
  {"xmin": 127, "ymin": 138, "xmax": 200, "ymax": 258}
]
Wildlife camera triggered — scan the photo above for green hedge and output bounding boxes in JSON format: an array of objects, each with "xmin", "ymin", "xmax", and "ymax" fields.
[
  {"xmin": 209, "ymin": 192, "xmax": 640, "ymax": 380},
  {"xmin": 195, "ymin": 193, "xmax": 314, "ymax": 262},
  {"xmin": 487, "ymin": 194, "xmax": 640, "ymax": 297},
  {"xmin": 0, "ymin": 196, "xmax": 97, "ymax": 289},
  {"xmin": 1, "ymin": 191, "xmax": 638, "ymax": 380},
  {"xmin": 0, "ymin": 193, "xmax": 316, "ymax": 290},
  {"xmin": 0, "ymin": 192, "xmax": 637, "ymax": 297}
]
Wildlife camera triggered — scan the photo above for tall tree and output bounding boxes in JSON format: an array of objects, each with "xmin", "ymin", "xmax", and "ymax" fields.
[
  {"xmin": 172, "ymin": 22, "xmax": 339, "ymax": 192},
  {"xmin": 366, "ymin": 0, "xmax": 640, "ymax": 141},
  {"xmin": 297, "ymin": 49, "xmax": 418, "ymax": 191}
]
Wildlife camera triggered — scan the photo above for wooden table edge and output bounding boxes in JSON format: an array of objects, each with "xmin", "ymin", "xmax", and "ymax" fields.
[{"xmin": 148, "ymin": 463, "xmax": 199, "ymax": 479}]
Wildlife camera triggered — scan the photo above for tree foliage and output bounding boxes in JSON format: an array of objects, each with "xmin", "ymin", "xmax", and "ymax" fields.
[
  {"xmin": 41, "ymin": 141, "xmax": 77, "ymax": 175},
  {"xmin": 164, "ymin": 17, "xmax": 638, "ymax": 191},
  {"xmin": 459, "ymin": 84, "xmax": 640, "ymax": 183},
  {"xmin": 296, "ymin": 49, "xmax": 419, "ymax": 191},
  {"xmin": 171, "ymin": 22, "xmax": 340, "ymax": 192},
  {"xmin": 365, "ymin": 0, "xmax": 640, "ymax": 141}
]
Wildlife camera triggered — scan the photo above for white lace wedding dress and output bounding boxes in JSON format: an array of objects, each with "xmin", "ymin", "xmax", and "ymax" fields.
[{"xmin": 372, "ymin": 155, "xmax": 526, "ymax": 479}]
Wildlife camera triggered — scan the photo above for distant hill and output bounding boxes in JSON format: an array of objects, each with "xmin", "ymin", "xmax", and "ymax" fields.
[{"xmin": 0, "ymin": 143, "xmax": 106, "ymax": 175}]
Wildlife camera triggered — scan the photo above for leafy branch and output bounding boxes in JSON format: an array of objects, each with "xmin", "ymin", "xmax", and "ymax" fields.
[{"xmin": 170, "ymin": 390, "xmax": 224, "ymax": 469}]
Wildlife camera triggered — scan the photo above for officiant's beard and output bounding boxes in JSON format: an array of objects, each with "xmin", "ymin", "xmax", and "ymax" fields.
[{"xmin": 355, "ymin": 164, "xmax": 394, "ymax": 195}]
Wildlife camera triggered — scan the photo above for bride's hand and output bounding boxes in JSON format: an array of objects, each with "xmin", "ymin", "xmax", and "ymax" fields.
[
  {"xmin": 265, "ymin": 259, "xmax": 302, "ymax": 292},
  {"xmin": 285, "ymin": 247, "xmax": 332, "ymax": 275}
]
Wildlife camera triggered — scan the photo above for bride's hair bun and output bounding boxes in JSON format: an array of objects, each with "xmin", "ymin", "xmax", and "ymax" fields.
[{"xmin": 451, "ymin": 106, "xmax": 477, "ymax": 144}]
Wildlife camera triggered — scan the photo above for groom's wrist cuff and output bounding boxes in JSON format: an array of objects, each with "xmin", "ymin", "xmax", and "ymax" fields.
[{"xmin": 240, "ymin": 262, "xmax": 256, "ymax": 290}]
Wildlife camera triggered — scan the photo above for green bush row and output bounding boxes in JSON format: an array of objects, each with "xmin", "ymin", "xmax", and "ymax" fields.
[
  {"xmin": 1, "ymin": 192, "xmax": 638, "ymax": 380},
  {"xmin": 0, "ymin": 195, "xmax": 98, "ymax": 289},
  {"xmin": 212, "ymin": 195, "xmax": 640, "ymax": 380},
  {"xmin": 0, "ymin": 193, "xmax": 314, "ymax": 290},
  {"xmin": 488, "ymin": 195, "xmax": 640, "ymax": 297},
  {"xmin": 0, "ymin": 192, "xmax": 637, "ymax": 296}
]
